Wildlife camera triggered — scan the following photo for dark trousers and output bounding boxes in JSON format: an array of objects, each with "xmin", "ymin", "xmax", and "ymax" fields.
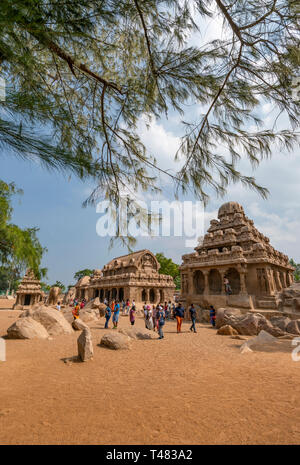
[
  {"xmin": 158, "ymin": 324, "xmax": 164, "ymax": 338},
  {"xmin": 131, "ymin": 321, "xmax": 135, "ymax": 326},
  {"xmin": 190, "ymin": 317, "xmax": 196, "ymax": 332},
  {"xmin": 105, "ymin": 316, "xmax": 111, "ymax": 328}
]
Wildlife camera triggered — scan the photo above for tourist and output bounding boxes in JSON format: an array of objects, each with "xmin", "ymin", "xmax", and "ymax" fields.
[
  {"xmin": 122, "ymin": 300, "xmax": 126, "ymax": 315},
  {"xmin": 112, "ymin": 300, "xmax": 120, "ymax": 328},
  {"xmin": 172, "ymin": 302, "xmax": 176, "ymax": 319},
  {"xmin": 167, "ymin": 301, "xmax": 172, "ymax": 320},
  {"xmin": 72, "ymin": 302, "xmax": 80, "ymax": 320},
  {"xmin": 175, "ymin": 302, "xmax": 184, "ymax": 333},
  {"xmin": 189, "ymin": 303, "xmax": 197, "ymax": 333},
  {"xmin": 56, "ymin": 301, "xmax": 61, "ymax": 311},
  {"xmin": 146, "ymin": 306, "xmax": 154, "ymax": 330},
  {"xmin": 155, "ymin": 305, "xmax": 161, "ymax": 331},
  {"xmin": 164, "ymin": 301, "xmax": 169, "ymax": 319},
  {"xmin": 104, "ymin": 297, "xmax": 108, "ymax": 305},
  {"xmin": 209, "ymin": 305, "xmax": 216, "ymax": 327},
  {"xmin": 143, "ymin": 302, "xmax": 148, "ymax": 320},
  {"xmin": 80, "ymin": 300, "xmax": 85, "ymax": 309},
  {"xmin": 151, "ymin": 305, "xmax": 156, "ymax": 330},
  {"xmin": 129, "ymin": 305, "xmax": 136, "ymax": 326},
  {"xmin": 104, "ymin": 304, "xmax": 112, "ymax": 329},
  {"xmin": 158, "ymin": 307, "xmax": 165, "ymax": 339},
  {"xmin": 224, "ymin": 277, "xmax": 232, "ymax": 295},
  {"xmin": 125, "ymin": 299, "xmax": 130, "ymax": 314}
]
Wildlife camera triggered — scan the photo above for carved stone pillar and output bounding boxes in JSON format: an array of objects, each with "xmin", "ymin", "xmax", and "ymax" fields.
[
  {"xmin": 188, "ymin": 270, "xmax": 194, "ymax": 296},
  {"xmin": 282, "ymin": 272, "xmax": 287, "ymax": 288},
  {"xmin": 239, "ymin": 272, "xmax": 247, "ymax": 294},
  {"xmin": 219, "ymin": 269, "xmax": 226, "ymax": 295},
  {"xmin": 203, "ymin": 270, "xmax": 210, "ymax": 295}
]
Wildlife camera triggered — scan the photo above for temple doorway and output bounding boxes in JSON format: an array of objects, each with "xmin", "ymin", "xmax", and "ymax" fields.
[
  {"xmin": 24, "ymin": 294, "xmax": 31, "ymax": 306},
  {"xmin": 209, "ymin": 269, "xmax": 222, "ymax": 294},
  {"xmin": 142, "ymin": 289, "xmax": 146, "ymax": 302},
  {"xmin": 149, "ymin": 289, "xmax": 155, "ymax": 303},
  {"xmin": 119, "ymin": 288, "xmax": 124, "ymax": 301},
  {"xmin": 226, "ymin": 268, "xmax": 241, "ymax": 294},
  {"xmin": 194, "ymin": 270, "xmax": 205, "ymax": 294}
]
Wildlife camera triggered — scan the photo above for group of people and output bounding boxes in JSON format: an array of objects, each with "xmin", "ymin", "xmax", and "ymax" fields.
[
  {"xmin": 67, "ymin": 294, "xmax": 218, "ymax": 336},
  {"xmin": 104, "ymin": 300, "xmax": 137, "ymax": 329}
]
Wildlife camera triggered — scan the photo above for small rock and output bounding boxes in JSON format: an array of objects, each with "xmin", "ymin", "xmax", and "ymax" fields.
[{"xmin": 217, "ymin": 325, "xmax": 238, "ymax": 336}]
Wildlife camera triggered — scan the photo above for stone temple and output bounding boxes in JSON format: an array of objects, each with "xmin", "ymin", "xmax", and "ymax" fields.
[
  {"xmin": 75, "ymin": 249, "xmax": 175, "ymax": 305},
  {"xmin": 13, "ymin": 269, "xmax": 44, "ymax": 310},
  {"xmin": 180, "ymin": 202, "xmax": 294, "ymax": 312}
]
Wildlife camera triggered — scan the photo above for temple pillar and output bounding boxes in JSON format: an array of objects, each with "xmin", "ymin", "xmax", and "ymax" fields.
[
  {"xmin": 239, "ymin": 272, "xmax": 247, "ymax": 295},
  {"xmin": 203, "ymin": 270, "xmax": 210, "ymax": 295},
  {"xmin": 188, "ymin": 270, "xmax": 194, "ymax": 296},
  {"xmin": 282, "ymin": 272, "xmax": 287, "ymax": 289},
  {"xmin": 145, "ymin": 288, "xmax": 149, "ymax": 302},
  {"xmin": 219, "ymin": 270, "xmax": 226, "ymax": 295}
]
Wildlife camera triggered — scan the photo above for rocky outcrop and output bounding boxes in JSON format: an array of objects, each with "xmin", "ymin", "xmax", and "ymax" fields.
[
  {"xmin": 240, "ymin": 330, "xmax": 278, "ymax": 352},
  {"xmin": 217, "ymin": 325, "xmax": 238, "ymax": 336},
  {"xmin": 216, "ymin": 308, "xmax": 242, "ymax": 329},
  {"xmin": 7, "ymin": 317, "xmax": 49, "ymax": 339},
  {"xmin": 77, "ymin": 328, "xmax": 93, "ymax": 361},
  {"xmin": 216, "ymin": 309, "xmax": 285, "ymax": 337},
  {"xmin": 100, "ymin": 332, "xmax": 132, "ymax": 350},
  {"xmin": 21, "ymin": 306, "xmax": 73, "ymax": 336},
  {"xmin": 286, "ymin": 319, "xmax": 300, "ymax": 335}
]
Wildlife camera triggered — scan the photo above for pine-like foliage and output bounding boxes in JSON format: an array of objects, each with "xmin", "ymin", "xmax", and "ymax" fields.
[{"xmin": 0, "ymin": 0, "xmax": 299, "ymax": 205}]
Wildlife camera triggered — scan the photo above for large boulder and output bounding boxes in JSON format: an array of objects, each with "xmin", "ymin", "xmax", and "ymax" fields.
[
  {"xmin": 78, "ymin": 328, "xmax": 93, "ymax": 361},
  {"xmin": 216, "ymin": 308, "xmax": 242, "ymax": 329},
  {"xmin": 217, "ymin": 325, "xmax": 238, "ymax": 336},
  {"xmin": 270, "ymin": 316, "xmax": 291, "ymax": 332},
  {"xmin": 22, "ymin": 306, "xmax": 73, "ymax": 336},
  {"xmin": 118, "ymin": 327, "xmax": 156, "ymax": 340},
  {"xmin": 100, "ymin": 332, "xmax": 132, "ymax": 350},
  {"xmin": 218, "ymin": 311, "xmax": 285, "ymax": 337},
  {"xmin": 7, "ymin": 317, "xmax": 49, "ymax": 339},
  {"xmin": 286, "ymin": 320, "xmax": 300, "ymax": 335},
  {"xmin": 62, "ymin": 307, "xmax": 98, "ymax": 325}
]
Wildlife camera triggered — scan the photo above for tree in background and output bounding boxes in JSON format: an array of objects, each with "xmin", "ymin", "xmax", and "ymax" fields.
[
  {"xmin": 51, "ymin": 281, "xmax": 66, "ymax": 293},
  {"xmin": 0, "ymin": 0, "xmax": 298, "ymax": 239},
  {"xmin": 74, "ymin": 269, "xmax": 94, "ymax": 282},
  {"xmin": 0, "ymin": 180, "xmax": 47, "ymax": 292},
  {"xmin": 156, "ymin": 252, "xmax": 180, "ymax": 290},
  {"xmin": 290, "ymin": 259, "xmax": 300, "ymax": 282}
]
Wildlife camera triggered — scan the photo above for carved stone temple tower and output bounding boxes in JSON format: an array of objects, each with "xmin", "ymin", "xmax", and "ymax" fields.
[{"xmin": 180, "ymin": 202, "xmax": 294, "ymax": 312}]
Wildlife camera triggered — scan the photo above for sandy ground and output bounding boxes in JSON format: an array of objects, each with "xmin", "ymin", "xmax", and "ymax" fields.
[{"xmin": 0, "ymin": 308, "xmax": 300, "ymax": 445}]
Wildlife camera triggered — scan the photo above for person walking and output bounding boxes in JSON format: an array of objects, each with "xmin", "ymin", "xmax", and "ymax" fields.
[
  {"xmin": 158, "ymin": 307, "xmax": 165, "ymax": 339},
  {"xmin": 175, "ymin": 303, "xmax": 184, "ymax": 333},
  {"xmin": 112, "ymin": 300, "xmax": 120, "ymax": 328},
  {"xmin": 210, "ymin": 305, "xmax": 216, "ymax": 327},
  {"xmin": 104, "ymin": 303, "xmax": 112, "ymax": 329},
  {"xmin": 56, "ymin": 301, "xmax": 61, "ymax": 312},
  {"xmin": 189, "ymin": 303, "xmax": 197, "ymax": 333},
  {"xmin": 129, "ymin": 305, "xmax": 136, "ymax": 326}
]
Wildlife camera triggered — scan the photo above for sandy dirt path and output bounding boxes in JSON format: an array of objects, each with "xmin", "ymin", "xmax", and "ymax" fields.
[{"xmin": 0, "ymin": 309, "xmax": 299, "ymax": 445}]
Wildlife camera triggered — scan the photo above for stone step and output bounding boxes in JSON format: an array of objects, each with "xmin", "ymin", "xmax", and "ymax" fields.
[{"xmin": 257, "ymin": 299, "xmax": 277, "ymax": 309}]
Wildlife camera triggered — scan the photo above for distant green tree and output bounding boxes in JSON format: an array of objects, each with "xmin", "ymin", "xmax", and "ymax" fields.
[
  {"xmin": 156, "ymin": 252, "xmax": 180, "ymax": 290},
  {"xmin": 0, "ymin": 180, "xmax": 47, "ymax": 292},
  {"xmin": 51, "ymin": 281, "xmax": 66, "ymax": 293},
  {"xmin": 74, "ymin": 269, "xmax": 94, "ymax": 281},
  {"xmin": 290, "ymin": 259, "xmax": 300, "ymax": 282}
]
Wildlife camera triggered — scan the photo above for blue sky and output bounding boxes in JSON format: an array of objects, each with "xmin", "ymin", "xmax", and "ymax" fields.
[{"xmin": 1, "ymin": 8, "xmax": 299, "ymax": 286}]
